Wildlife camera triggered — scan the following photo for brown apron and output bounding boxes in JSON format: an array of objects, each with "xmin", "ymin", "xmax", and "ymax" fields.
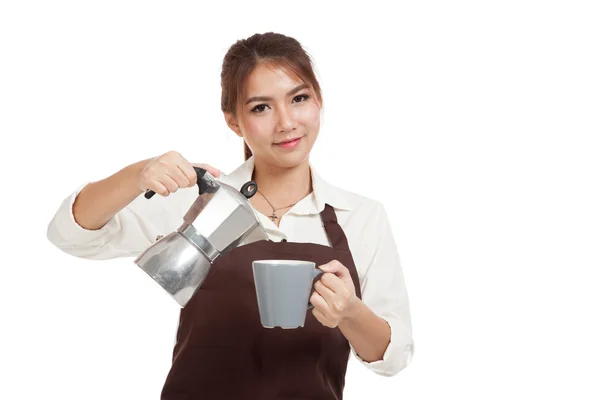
[{"xmin": 161, "ymin": 204, "xmax": 363, "ymax": 399}]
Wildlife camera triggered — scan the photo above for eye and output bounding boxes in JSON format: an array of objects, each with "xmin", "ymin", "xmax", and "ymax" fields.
[
  {"xmin": 251, "ymin": 104, "xmax": 270, "ymax": 113},
  {"xmin": 293, "ymin": 94, "xmax": 310, "ymax": 103}
]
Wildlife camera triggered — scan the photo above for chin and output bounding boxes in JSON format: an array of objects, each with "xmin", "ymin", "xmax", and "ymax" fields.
[
  {"xmin": 265, "ymin": 147, "xmax": 311, "ymax": 169},
  {"xmin": 274, "ymin": 153, "xmax": 309, "ymax": 169}
]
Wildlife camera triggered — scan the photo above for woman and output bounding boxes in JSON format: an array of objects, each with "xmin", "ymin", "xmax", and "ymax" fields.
[{"xmin": 47, "ymin": 32, "xmax": 414, "ymax": 399}]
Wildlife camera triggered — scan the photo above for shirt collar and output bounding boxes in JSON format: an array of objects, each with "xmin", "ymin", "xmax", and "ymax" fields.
[{"xmin": 218, "ymin": 156, "xmax": 352, "ymax": 215}]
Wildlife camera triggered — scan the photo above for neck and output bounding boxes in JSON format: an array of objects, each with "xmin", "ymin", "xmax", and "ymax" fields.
[{"xmin": 252, "ymin": 158, "xmax": 313, "ymax": 207}]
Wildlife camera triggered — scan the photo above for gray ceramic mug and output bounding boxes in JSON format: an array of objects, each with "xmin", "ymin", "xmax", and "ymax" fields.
[{"xmin": 252, "ymin": 259, "xmax": 324, "ymax": 329}]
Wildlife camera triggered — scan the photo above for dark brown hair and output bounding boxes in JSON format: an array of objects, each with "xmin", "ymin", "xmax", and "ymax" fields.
[{"xmin": 220, "ymin": 32, "xmax": 323, "ymax": 160}]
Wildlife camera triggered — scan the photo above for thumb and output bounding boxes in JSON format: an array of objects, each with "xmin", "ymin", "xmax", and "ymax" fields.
[
  {"xmin": 318, "ymin": 260, "xmax": 339, "ymax": 271},
  {"xmin": 192, "ymin": 163, "xmax": 221, "ymax": 178},
  {"xmin": 319, "ymin": 260, "xmax": 349, "ymax": 279}
]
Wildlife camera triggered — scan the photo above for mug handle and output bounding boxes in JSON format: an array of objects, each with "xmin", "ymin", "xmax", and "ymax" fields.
[{"xmin": 307, "ymin": 268, "xmax": 324, "ymax": 309}]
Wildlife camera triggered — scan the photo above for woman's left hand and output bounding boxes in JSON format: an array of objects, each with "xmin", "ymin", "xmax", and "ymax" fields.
[{"xmin": 310, "ymin": 260, "xmax": 359, "ymax": 328}]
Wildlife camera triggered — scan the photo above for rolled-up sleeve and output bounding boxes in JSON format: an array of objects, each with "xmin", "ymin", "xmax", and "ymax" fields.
[
  {"xmin": 350, "ymin": 202, "xmax": 414, "ymax": 376},
  {"xmin": 46, "ymin": 182, "xmax": 193, "ymax": 260}
]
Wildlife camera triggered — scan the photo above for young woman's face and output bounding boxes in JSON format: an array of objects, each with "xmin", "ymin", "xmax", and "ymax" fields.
[{"xmin": 229, "ymin": 63, "xmax": 321, "ymax": 169}]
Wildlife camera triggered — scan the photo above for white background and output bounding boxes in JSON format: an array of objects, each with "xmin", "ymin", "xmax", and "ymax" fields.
[{"xmin": 2, "ymin": 1, "xmax": 599, "ymax": 399}]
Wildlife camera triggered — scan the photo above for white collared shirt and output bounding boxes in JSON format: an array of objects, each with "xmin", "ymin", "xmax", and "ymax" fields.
[{"xmin": 46, "ymin": 156, "xmax": 414, "ymax": 377}]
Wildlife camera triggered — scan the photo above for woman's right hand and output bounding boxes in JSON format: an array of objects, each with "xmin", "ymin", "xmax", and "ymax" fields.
[{"xmin": 137, "ymin": 151, "xmax": 221, "ymax": 197}]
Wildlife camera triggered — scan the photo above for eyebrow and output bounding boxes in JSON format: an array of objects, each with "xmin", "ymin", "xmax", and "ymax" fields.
[{"xmin": 245, "ymin": 84, "xmax": 310, "ymax": 105}]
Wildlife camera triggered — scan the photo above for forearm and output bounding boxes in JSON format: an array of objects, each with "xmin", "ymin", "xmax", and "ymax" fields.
[
  {"xmin": 73, "ymin": 158, "xmax": 148, "ymax": 230},
  {"xmin": 338, "ymin": 298, "xmax": 391, "ymax": 362}
]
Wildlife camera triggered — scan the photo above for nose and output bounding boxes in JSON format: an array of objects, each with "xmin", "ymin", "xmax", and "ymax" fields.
[{"xmin": 275, "ymin": 105, "xmax": 297, "ymax": 132}]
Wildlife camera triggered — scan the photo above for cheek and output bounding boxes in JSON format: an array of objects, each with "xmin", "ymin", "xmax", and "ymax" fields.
[
  {"xmin": 243, "ymin": 117, "xmax": 272, "ymax": 144},
  {"xmin": 298, "ymin": 103, "xmax": 321, "ymax": 129}
]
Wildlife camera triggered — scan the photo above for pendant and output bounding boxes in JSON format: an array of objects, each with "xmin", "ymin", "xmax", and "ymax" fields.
[{"xmin": 270, "ymin": 212, "xmax": 278, "ymax": 221}]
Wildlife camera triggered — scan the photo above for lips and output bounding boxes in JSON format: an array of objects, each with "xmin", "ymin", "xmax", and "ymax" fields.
[
  {"xmin": 275, "ymin": 137, "xmax": 302, "ymax": 145},
  {"xmin": 274, "ymin": 136, "xmax": 303, "ymax": 149}
]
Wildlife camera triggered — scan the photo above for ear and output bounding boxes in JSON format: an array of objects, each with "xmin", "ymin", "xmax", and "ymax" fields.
[{"xmin": 224, "ymin": 112, "xmax": 243, "ymax": 138}]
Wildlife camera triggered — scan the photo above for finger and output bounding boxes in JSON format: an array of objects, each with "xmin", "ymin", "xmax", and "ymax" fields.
[
  {"xmin": 178, "ymin": 163, "xmax": 198, "ymax": 186},
  {"xmin": 147, "ymin": 179, "xmax": 170, "ymax": 197},
  {"xmin": 314, "ymin": 279, "xmax": 337, "ymax": 304},
  {"xmin": 317, "ymin": 277, "xmax": 349, "ymax": 317},
  {"xmin": 309, "ymin": 291, "xmax": 330, "ymax": 313},
  {"xmin": 168, "ymin": 152, "xmax": 208, "ymax": 182},
  {"xmin": 192, "ymin": 163, "xmax": 221, "ymax": 178},
  {"xmin": 167, "ymin": 165, "xmax": 192, "ymax": 188},
  {"xmin": 320, "ymin": 272, "xmax": 347, "ymax": 294},
  {"xmin": 312, "ymin": 307, "xmax": 335, "ymax": 328},
  {"xmin": 159, "ymin": 173, "xmax": 180, "ymax": 194}
]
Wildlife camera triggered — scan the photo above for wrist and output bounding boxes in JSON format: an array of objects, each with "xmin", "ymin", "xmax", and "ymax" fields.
[
  {"xmin": 341, "ymin": 296, "xmax": 362, "ymax": 326},
  {"xmin": 126, "ymin": 158, "xmax": 151, "ymax": 194}
]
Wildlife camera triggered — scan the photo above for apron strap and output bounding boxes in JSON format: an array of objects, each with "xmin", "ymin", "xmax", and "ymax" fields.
[
  {"xmin": 320, "ymin": 203, "xmax": 351, "ymax": 252},
  {"xmin": 320, "ymin": 203, "xmax": 363, "ymax": 299}
]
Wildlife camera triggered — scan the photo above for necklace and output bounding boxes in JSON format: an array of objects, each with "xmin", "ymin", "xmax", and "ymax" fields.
[{"xmin": 257, "ymin": 188, "xmax": 311, "ymax": 221}]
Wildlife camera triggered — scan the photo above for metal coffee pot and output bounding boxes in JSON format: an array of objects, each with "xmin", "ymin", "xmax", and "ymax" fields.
[{"xmin": 134, "ymin": 166, "xmax": 268, "ymax": 307}]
